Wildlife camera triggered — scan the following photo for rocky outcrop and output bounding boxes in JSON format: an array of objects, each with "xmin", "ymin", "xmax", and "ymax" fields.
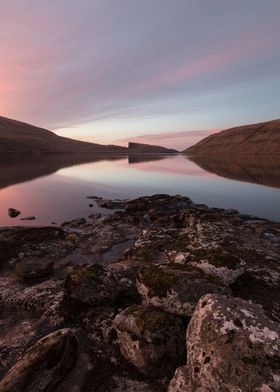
[
  {"xmin": 184, "ymin": 118, "xmax": 280, "ymax": 154},
  {"xmin": 0, "ymin": 328, "xmax": 78, "ymax": 392},
  {"xmin": 128, "ymin": 142, "xmax": 177, "ymax": 154},
  {"xmin": 169, "ymin": 294, "xmax": 280, "ymax": 391},
  {"xmin": 0, "ymin": 194, "xmax": 279, "ymax": 391},
  {"xmin": 114, "ymin": 305, "xmax": 186, "ymax": 377},
  {"xmin": 64, "ymin": 265, "xmax": 120, "ymax": 306}
]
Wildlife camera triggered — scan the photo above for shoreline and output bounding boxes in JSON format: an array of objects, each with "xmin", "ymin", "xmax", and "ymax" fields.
[{"xmin": 0, "ymin": 194, "xmax": 280, "ymax": 390}]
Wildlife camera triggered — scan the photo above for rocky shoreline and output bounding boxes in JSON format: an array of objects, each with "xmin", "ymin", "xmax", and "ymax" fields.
[{"xmin": 0, "ymin": 194, "xmax": 280, "ymax": 391}]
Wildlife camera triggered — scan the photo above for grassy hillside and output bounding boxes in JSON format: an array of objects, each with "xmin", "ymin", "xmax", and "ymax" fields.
[{"xmin": 184, "ymin": 119, "xmax": 280, "ymax": 154}]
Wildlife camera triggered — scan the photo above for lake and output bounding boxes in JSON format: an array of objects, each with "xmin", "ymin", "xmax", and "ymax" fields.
[{"xmin": 0, "ymin": 153, "xmax": 279, "ymax": 226}]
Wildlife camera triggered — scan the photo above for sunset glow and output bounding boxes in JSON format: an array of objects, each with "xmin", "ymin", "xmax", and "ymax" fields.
[{"xmin": 0, "ymin": 0, "xmax": 279, "ymax": 146}]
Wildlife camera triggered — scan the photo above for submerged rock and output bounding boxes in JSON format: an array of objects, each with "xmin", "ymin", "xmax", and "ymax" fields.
[
  {"xmin": 114, "ymin": 305, "xmax": 186, "ymax": 377},
  {"xmin": 137, "ymin": 264, "xmax": 229, "ymax": 316},
  {"xmin": 20, "ymin": 216, "xmax": 36, "ymax": 221},
  {"xmin": 64, "ymin": 264, "xmax": 119, "ymax": 306},
  {"xmin": 0, "ymin": 328, "xmax": 78, "ymax": 392},
  {"xmin": 173, "ymin": 294, "xmax": 280, "ymax": 391}
]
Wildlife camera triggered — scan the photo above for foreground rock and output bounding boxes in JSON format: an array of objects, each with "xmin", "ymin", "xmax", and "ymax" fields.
[
  {"xmin": 15, "ymin": 257, "xmax": 54, "ymax": 281},
  {"xmin": 0, "ymin": 328, "xmax": 78, "ymax": 392},
  {"xmin": 0, "ymin": 194, "xmax": 279, "ymax": 391},
  {"xmin": 114, "ymin": 305, "xmax": 186, "ymax": 377},
  {"xmin": 169, "ymin": 294, "xmax": 280, "ymax": 391},
  {"xmin": 137, "ymin": 264, "xmax": 229, "ymax": 316},
  {"xmin": 64, "ymin": 265, "xmax": 120, "ymax": 306}
]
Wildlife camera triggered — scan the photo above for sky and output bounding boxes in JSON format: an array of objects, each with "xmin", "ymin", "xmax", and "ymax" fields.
[{"xmin": 0, "ymin": 0, "xmax": 279, "ymax": 149}]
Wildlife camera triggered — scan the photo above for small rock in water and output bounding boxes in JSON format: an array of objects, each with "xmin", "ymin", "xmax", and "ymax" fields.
[
  {"xmin": 86, "ymin": 195, "xmax": 102, "ymax": 200},
  {"xmin": 20, "ymin": 216, "xmax": 36, "ymax": 221},
  {"xmin": 89, "ymin": 204, "xmax": 93, "ymax": 207},
  {"xmin": 8, "ymin": 208, "xmax": 21, "ymax": 218}
]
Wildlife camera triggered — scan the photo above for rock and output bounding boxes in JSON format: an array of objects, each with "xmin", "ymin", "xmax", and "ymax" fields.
[
  {"xmin": 136, "ymin": 264, "xmax": 229, "ymax": 316},
  {"xmin": 64, "ymin": 264, "xmax": 119, "ymax": 306},
  {"xmin": 0, "ymin": 328, "xmax": 78, "ymax": 392},
  {"xmin": 168, "ymin": 366, "xmax": 189, "ymax": 392},
  {"xmin": 180, "ymin": 294, "xmax": 280, "ymax": 391},
  {"xmin": 1, "ymin": 279, "xmax": 65, "ymax": 327},
  {"xmin": 97, "ymin": 199, "xmax": 124, "ymax": 209},
  {"xmin": 8, "ymin": 208, "xmax": 21, "ymax": 218},
  {"xmin": 114, "ymin": 305, "xmax": 186, "ymax": 377},
  {"xmin": 20, "ymin": 216, "xmax": 36, "ymax": 221},
  {"xmin": 15, "ymin": 257, "xmax": 54, "ymax": 281}
]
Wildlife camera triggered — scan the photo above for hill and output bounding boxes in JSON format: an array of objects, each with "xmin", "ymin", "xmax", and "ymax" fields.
[
  {"xmin": 0, "ymin": 116, "xmax": 127, "ymax": 153},
  {"xmin": 184, "ymin": 119, "xmax": 280, "ymax": 154},
  {"xmin": 128, "ymin": 142, "xmax": 177, "ymax": 154}
]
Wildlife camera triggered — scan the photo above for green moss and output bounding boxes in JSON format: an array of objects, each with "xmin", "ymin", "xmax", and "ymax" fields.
[
  {"xmin": 139, "ymin": 266, "xmax": 177, "ymax": 298},
  {"xmin": 190, "ymin": 248, "xmax": 239, "ymax": 269},
  {"xmin": 125, "ymin": 305, "xmax": 177, "ymax": 331},
  {"xmin": 70, "ymin": 265, "xmax": 104, "ymax": 284}
]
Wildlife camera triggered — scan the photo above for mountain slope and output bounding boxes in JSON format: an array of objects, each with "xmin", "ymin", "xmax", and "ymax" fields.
[
  {"xmin": 128, "ymin": 142, "xmax": 177, "ymax": 154},
  {"xmin": 184, "ymin": 119, "xmax": 280, "ymax": 154},
  {"xmin": 0, "ymin": 116, "xmax": 127, "ymax": 153}
]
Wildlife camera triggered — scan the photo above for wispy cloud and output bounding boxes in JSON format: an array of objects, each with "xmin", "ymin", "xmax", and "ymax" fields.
[
  {"xmin": 0, "ymin": 0, "xmax": 279, "ymax": 142},
  {"xmin": 118, "ymin": 130, "xmax": 217, "ymax": 150}
]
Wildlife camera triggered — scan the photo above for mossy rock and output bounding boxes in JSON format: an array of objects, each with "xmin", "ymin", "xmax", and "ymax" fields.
[
  {"xmin": 137, "ymin": 266, "xmax": 177, "ymax": 298},
  {"xmin": 137, "ymin": 264, "xmax": 229, "ymax": 316},
  {"xmin": 189, "ymin": 248, "xmax": 241, "ymax": 270},
  {"xmin": 64, "ymin": 265, "xmax": 119, "ymax": 306}
]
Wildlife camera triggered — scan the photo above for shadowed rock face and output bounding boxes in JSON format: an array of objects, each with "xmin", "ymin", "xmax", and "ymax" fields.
[
  {"xmin": 188, "ymin": 153, "xmax": 280, "ymax": 189},
  {"xmin": 184, "ymin": 119, "xmax": 280, "ymax": 154}
]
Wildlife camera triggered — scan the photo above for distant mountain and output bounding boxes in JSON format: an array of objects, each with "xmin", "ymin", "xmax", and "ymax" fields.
[
  {"xmin": 0, "ymin": 116, "xmax": 127, "ymax": 153},
  {"xmin": 128, "ymin": 142, "xmax": 178, "ymax": 154},
  {"xmin": 184, "ymin": 119, "xmax": 280, "ymax": 154}
]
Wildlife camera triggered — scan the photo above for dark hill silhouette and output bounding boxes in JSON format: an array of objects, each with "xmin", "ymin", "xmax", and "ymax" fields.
[
  {"xmin": 0, "ymin": 116, "xmax": 127, "ymax": 153},
  {"xmin": 184, "ymin": 119, "xmax": 280, "ymax": 155}
]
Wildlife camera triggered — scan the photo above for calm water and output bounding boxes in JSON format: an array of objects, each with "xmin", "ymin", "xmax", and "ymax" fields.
[{"xmin": 0, "ymin": 153, "xmax": 279, "ymax": 226}]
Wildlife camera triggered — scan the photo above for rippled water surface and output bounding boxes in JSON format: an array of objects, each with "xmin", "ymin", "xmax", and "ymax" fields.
[{"xmin": 0, "ymin": 153, "xmax": 279, "ymax": 226}]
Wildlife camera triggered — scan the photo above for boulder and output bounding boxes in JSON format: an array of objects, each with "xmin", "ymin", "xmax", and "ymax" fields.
[
  {"xmin": 0, "ymin": 328, "xmax": 78, "ymax": 392},
  {"xmin": 64, "ymin": 264, "xmax": 119, "ymax": 306},
  {"xmin": 173, "ymin": 294, "xmax": 280, "ymax": 391},
  {"xmin": 8, "ymin": 208, "xmax": 21, "ymax": 218},
  {"xmin": 15, "ymin": 257, "xmax": 54, "ymax": 281},
  {"xmin": 136, "ymin": 264, "xmax": 229, "ymax": 316},
  {"xmin": 114, "ymin": 305, "xmax": 186, "ymax": 377}
]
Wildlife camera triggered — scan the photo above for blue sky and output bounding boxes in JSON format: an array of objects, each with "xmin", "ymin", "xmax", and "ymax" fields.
[{"xmin": 0, "ymin": 0, "xmax": 279, "ymax": 148}]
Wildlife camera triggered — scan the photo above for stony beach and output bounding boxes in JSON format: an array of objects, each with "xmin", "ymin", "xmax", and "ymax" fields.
[{"xmin": 0, "ymin": 194, "xmax": 280, "ymax": 391}]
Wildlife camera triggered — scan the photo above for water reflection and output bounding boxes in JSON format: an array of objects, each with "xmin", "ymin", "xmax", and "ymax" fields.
[
  {"xmin": 188, "ymin": 154, "xmax": 280, "ymax": 189},
  {"xmin": 0, "ymin": 153, "xmax": 125, "ymax": 190},
  {"xmin": 0, "ymin": 153, "xmax": 279, "ymax": 226}
]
